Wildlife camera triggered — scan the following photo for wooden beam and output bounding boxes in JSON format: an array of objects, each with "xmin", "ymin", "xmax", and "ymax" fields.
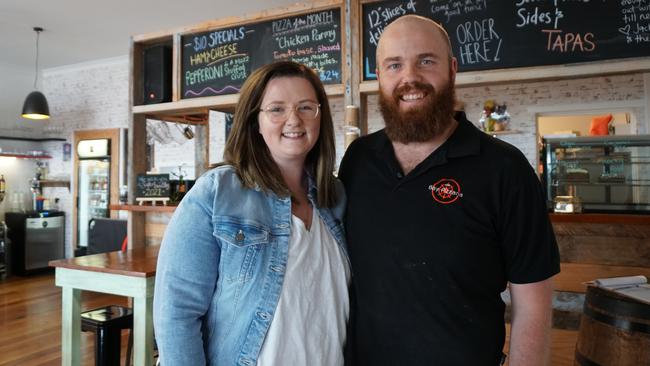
[
  {"xmin": 344, "ymin": 0, "xmax": 361, "ymax": 107},
  {"xmin": 129, "ymin": 38, "xmax": 148, "ymax": 249},
  {"xmin": 172, "ymin": 33, "xmax": 181, "ymax": 103}
]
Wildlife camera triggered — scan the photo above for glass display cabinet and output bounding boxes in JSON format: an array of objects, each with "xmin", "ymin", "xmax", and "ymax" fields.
[{"xmin": 542, "ymin": 135, "xmax": 650, "ymax": 213}]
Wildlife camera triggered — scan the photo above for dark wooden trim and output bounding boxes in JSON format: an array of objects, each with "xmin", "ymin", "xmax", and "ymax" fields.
[{"xmin": 550, "ymin": 213, "xmax": 650, "ymax": 225}]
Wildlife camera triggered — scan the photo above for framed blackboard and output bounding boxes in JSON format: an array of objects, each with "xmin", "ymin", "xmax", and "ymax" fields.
[
  {"xmin": 181, "ymin": 8, "xmax": 343, "ymax": 98},
  {"xmin": 362, "ymin": 0, "xmax": 650, "ymax": 80},
  {"xmin": 136, "ymin": 174, "xmax": 170, "ymax": 198}
]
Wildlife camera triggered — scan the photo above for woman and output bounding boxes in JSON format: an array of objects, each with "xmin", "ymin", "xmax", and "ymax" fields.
[{"xmin": 153, "ymin": 61, "xmax": 349, "ymax": 366}]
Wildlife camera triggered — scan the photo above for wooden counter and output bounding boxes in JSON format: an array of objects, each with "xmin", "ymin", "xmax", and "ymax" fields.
[
  {"xmin": 546, "ymin": 212, "xmax": 650, "ymax": 332},
  {"xmin": 550, "ymin": 213, "xmax": 650, "ymax": 225}
]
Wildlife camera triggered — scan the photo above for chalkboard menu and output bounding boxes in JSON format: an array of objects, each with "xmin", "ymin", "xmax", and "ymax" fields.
[
  {"xmin": 136, "ymin": 174, "xmax": 170, "ymax": 198},
  {"xmin": 182, "ymin": 8, "xmax": 342, "ymax": 98},
  {"xmin": 362, "ymin": 0, "xmax": 650, "ymax": 80}
]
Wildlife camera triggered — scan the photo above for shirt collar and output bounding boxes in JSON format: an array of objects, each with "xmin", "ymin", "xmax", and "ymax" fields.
[{"xmin": 446, "ymin": 111, "xmax": 482, "ymax": 159}]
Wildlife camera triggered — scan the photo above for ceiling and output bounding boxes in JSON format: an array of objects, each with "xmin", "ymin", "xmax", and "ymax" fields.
[{"xmin": 0, "ymin": 0, "xmax": 297, "ymax": 135}]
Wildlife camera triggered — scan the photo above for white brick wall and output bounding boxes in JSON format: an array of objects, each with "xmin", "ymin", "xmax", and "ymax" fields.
[
  {"xmin": 41, "ymin": 57, "xmax": 129, "ymax": 257},
  {"xmin": 367, "ymin": 73, "xmax": 649, "ymax": 167}
]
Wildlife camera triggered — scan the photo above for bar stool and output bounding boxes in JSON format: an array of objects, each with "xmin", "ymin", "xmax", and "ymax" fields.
[{"xmin": 81, "ymin": 305, "xmax": 133, "ymax": 366}]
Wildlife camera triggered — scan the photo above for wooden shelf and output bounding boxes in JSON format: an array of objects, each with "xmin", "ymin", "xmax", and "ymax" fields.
[
  {"xmin": 482, "ymin": 130, "xmax": 521, "ymax": 136},
  {"xmin": 110, "ymin": 204, "xmax": 177, "ymax": 212},
  {"xmin": 0, "ymin": 153, "xmax": 51, "ymax": 159},
  {"xmin": 39, "ymin": 180, "xmax": 70, "ymax": 189},
  {"xmin": 133, "ymin": 94, "xmax": 239, "ymax": 116},
  {"xmin": 132, "ymin": 84, "xmax": 345, "ymax": 120}
]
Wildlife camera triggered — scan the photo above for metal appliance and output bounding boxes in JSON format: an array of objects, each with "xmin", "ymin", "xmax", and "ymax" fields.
[{"xmin": 6, "ymin": 211, "xmax": 65, "ymax": 275}]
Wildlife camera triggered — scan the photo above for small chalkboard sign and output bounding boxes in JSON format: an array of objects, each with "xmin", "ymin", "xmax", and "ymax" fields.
[{"xmin": 136, "ymin": 174, "xmax": 170, "ymax": 198}]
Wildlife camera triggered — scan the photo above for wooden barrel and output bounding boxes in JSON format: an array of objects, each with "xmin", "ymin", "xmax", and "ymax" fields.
[{"xmin": 574, "ymin": 285, "xmax": 650, "ymax": 365}]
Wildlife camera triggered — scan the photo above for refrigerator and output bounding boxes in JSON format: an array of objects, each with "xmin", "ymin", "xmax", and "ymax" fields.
[{"xmin": 77, "ymin": 139, "xmax": 111, "ymax": 248}]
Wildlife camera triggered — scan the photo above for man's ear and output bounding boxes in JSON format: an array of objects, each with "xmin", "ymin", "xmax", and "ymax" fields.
[
  {"xmin": 450, "ymin": 57, "xmax": 458, "ymax": 73},
  {"xmin": 449, "ymin": 57, "xmax": 458, "ymax": 84}
]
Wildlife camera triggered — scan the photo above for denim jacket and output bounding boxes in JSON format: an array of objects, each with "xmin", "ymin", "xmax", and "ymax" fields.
[{"xmin": 153, "ymin": 165, "xmax": 347, "ymax": 366}]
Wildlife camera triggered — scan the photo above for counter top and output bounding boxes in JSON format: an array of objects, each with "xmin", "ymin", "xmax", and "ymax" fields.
[
  {"xmin": 110, "ymin": 204, "xmax": 177, "ymax": 212},
  {"xmin": 49, "ymin": 246, "xmax": 159, "ymax": 277}
]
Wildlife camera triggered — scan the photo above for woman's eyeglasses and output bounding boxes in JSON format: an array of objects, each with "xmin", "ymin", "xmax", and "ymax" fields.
[{"xmin": 259, "ymin": 102, "xmax": 320, "ymax": 122}]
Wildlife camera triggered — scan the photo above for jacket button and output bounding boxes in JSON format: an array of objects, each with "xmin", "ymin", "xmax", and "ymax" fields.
[
  {"xmin": 270, "ymin": 265, "xmax": 284, "ymax": 272},
  {"xmin": 257, "ymin": 312, "xmax": 271, "ymax": 320},
  {"xmin": 235, "ymin": 230, "xmax": 245, "ymax": 241}
]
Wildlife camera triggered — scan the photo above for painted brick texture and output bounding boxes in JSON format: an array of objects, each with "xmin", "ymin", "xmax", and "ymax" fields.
[{"xmin": 367, "ymin": 73, "xmax": 648, "ymax": 167}]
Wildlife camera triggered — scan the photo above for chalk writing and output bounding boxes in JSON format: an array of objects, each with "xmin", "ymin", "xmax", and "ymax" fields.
[
  {"xmin": 619, "ymin": 0, "xmax": 650, "ymax": 44},
  {"xmin": 136, "ymin": 174, "xmax": 170, "ymax": 198},
  {"xmin": 455, "ymin": 18, "xmax": 502, "ymax": 65},
  {"xmin": 181, "ymin": 8, "xmax": 342, "ymax": 98},
  {"xmin": 543, "ymin": 30, "xmax": 595, "ymax": 52},
  {"xmin": 515, "ymin": 2, "xmax": 564, "ymax": 29},
  {"xmin": 272, "ymin": 10, "xmax": 335, "ymax": 35},
  {"xmin": 366, "ymin": 0, "xmax": 417, "ymax": 46},
  {"xmin": 431, "ymin": 0, "xmax": 489, "ymax": 22},
  {"xmin": 362, "ymin": 0, "xmax": 650, "ymax": 79}
]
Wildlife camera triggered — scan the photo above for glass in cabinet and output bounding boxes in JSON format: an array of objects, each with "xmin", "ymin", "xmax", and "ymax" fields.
[{"xmin": 542, "ymin": 135, "xmax": 650, "ymax": 213}]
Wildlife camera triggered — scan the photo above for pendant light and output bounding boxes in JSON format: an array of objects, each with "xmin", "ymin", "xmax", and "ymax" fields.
[{"xmin": 22, "ymin": 27, "xmax": 50, "ymax": 120}]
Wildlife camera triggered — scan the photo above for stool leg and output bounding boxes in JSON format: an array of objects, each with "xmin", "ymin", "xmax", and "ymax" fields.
[
  {"xmin": 125, "ymin": 329, "xmax": 132, "ymax": 366},
  {"xmin": 95, "ymin": 327, "xmax": 122, "ymax": 366}
]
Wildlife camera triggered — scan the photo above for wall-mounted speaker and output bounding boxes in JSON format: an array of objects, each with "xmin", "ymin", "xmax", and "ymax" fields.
[{"xmin": 143, "ymin": 45, "xmax": 172, "ymax": 104}]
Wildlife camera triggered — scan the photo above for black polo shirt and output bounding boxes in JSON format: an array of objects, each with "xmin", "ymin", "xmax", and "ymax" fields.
[{"xmin": 339, "ymin": 113, "xmax": 560, "ymax": 366}]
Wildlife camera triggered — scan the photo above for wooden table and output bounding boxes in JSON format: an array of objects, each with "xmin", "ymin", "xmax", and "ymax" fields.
[{"xmin": 49, "ymin": 246, "xmax": 159, "ymax": 366}]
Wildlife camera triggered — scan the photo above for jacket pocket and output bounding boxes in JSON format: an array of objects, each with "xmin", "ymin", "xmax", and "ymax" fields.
[
  {"xmin": 213, "ymin": 216, "xmax": 270, "ymax": 247},
  {"xmin": 213, "ymin": 216, "xmax": 271, "ymax": 285}
]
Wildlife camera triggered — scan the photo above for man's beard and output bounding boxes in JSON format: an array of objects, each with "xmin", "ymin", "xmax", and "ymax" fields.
[{"xmin": 379, "ymin": 77, "xmax": 456, "ymax": 144}]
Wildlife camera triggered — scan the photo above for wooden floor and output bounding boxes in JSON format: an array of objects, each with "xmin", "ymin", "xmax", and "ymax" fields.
[
  {"xmin": 1, "ymin": 273, "xmax": 579, "ymax": 366},
  {"xmin": 0, "ymin": 272, "xmax": 130, "ymax": 366}
]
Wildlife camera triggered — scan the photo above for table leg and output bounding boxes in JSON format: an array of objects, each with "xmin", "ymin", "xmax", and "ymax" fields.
[
  {"xmin": 61, "ymin": 287, "xmax": 81, "ymax": 366},
  {"xmin": 133, "ymin": 295, "xmax": 154, "ymax": 366}
]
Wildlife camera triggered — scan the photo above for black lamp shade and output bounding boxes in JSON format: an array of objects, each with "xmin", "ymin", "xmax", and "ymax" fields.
[{"xmin": 22, "ymin": 91, "xmax": 50, "ymax": 120}]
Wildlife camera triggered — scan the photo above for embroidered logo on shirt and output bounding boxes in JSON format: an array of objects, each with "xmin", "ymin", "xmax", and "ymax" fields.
[{"xmin": 429, "ymin": 178, "xmax": 463, "ymax": 204}]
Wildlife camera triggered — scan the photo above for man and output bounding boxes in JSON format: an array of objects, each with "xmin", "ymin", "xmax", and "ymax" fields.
[{"xmin": 339, "ymin": 15, "xmax": 560, "ymax": 366}]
